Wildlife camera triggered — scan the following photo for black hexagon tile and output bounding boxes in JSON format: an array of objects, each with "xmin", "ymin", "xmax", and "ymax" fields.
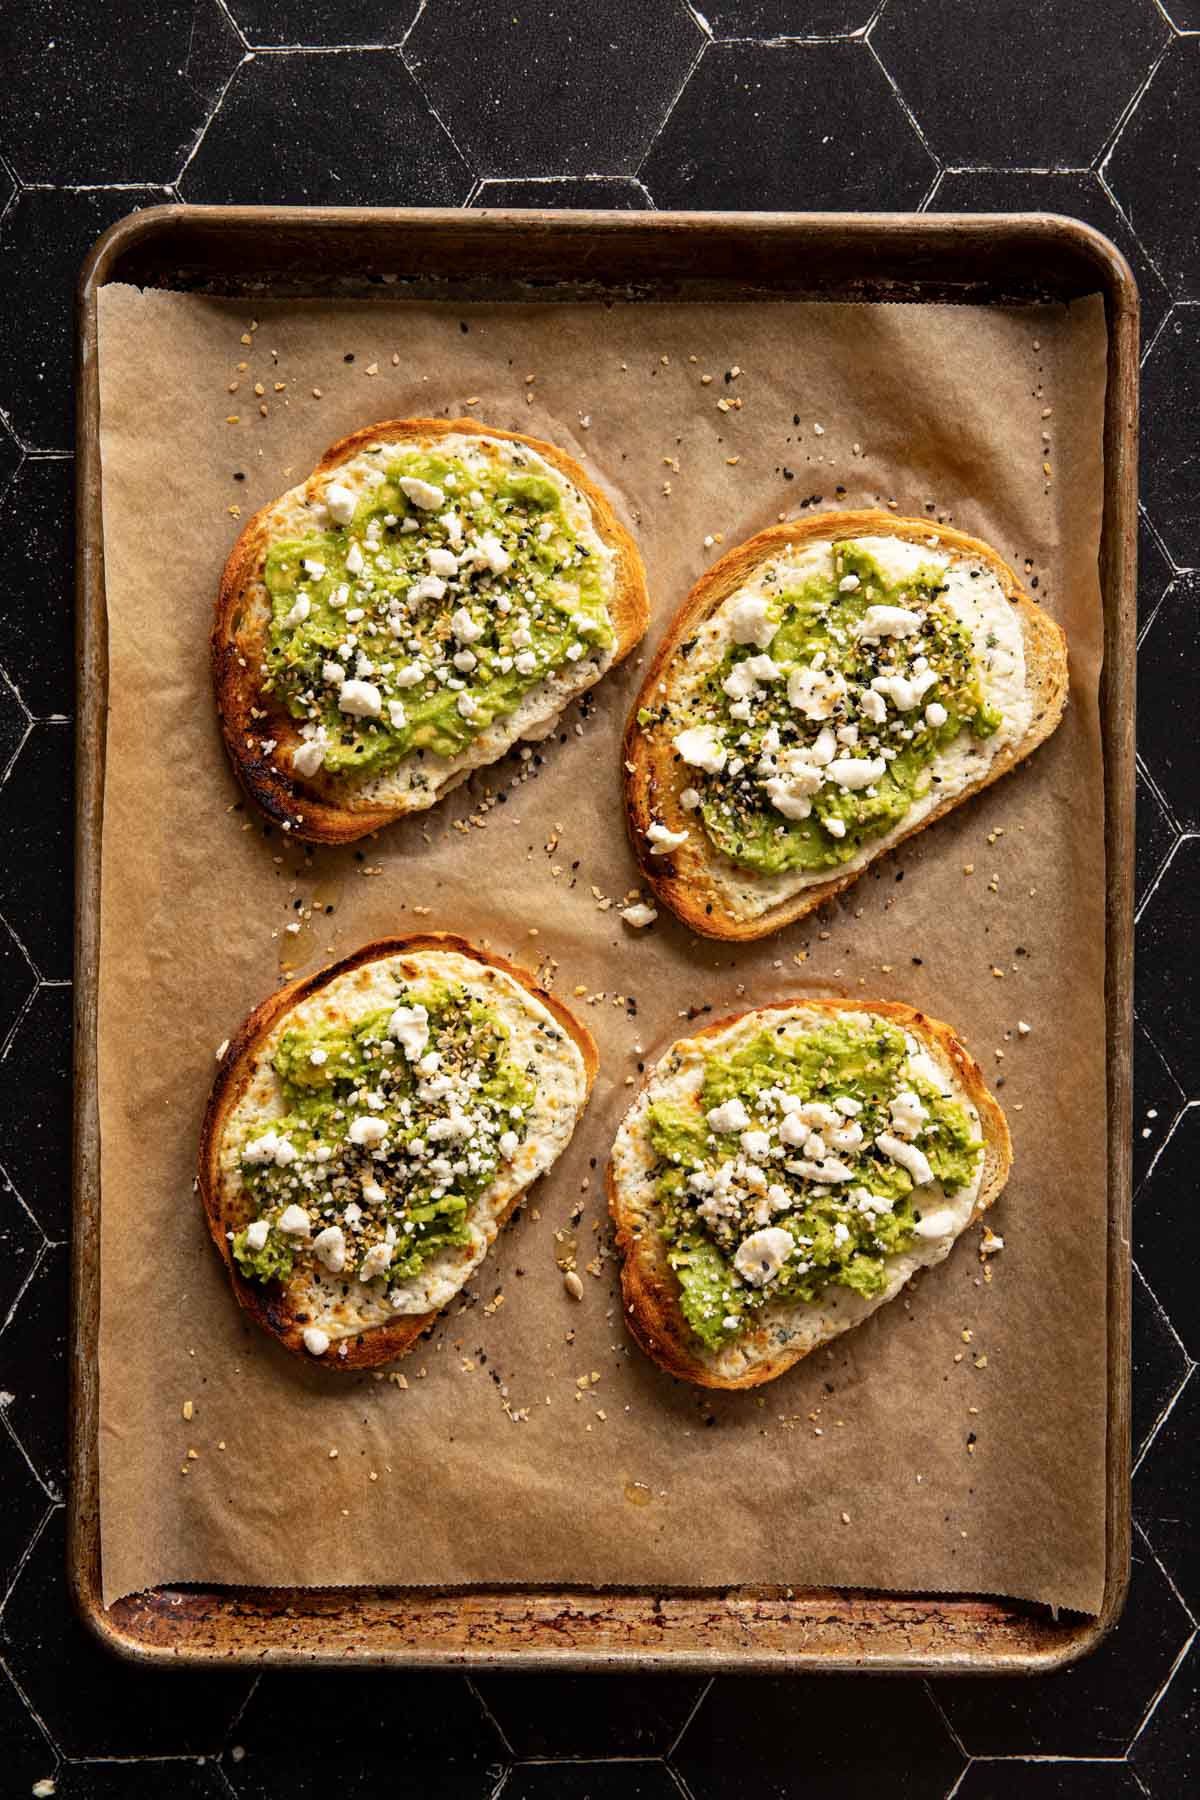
[
  {"xmin": 1136, "ymin": 1375, "xmax": 1199, "ymax": 1617},
  {"xmin": 0, "ymin": 457, "xmax": 75, "ymax": 720},
  {"xmin": 1107, "ymin": 37, "xmax": 1200, "ymax": 302},
  {"xmin": 929, "ymin": 170, "xmax": 1171, "ymax": 341},
  {"xmin": 473, "ymin": 176, "xmax": 651, "ymax": 208},
  {"xmin": 0, "ymin": 912, "xmax": 36, "ymax": 1052},
  {"xmin": 954, "ymin": 1762, "xmax": 1146, "ymax": 1799},
  {"xmin": 642, "ymin": 40, "xmax": 934, "ymax": 210},
  {"xmin": 0, "ymin": 1245, "xmax": 69, "ymax": 1498},
  {"xmin": 50, "ymin": 1764, "xmax": 229, "ymax": 1798},
  {"xmin": 932, "ymin": 1547, "xmax": 1191, "ymax": 1757},
  {"xmin": 1136, "ymin": 769, "xmax": 1177, "ymax": 908},
  {"xmin": 224, "ymin": 1670, "xmax": 506, "ymax": 1799},
  {"xmin": 1137, "ymin": 574, "xmax": 1200, "ymax": 832},
  {"xmin": 0, "ymin": 421, "xmax": 20, "ymax": 508},
  {"xmin": 706, "ymin": 2, "xmax": 876, "ymax": 35},
  {"xmin": 1140, "ymin": 309, "xmax": 1200, "ymax": 568},
  {"xmin": 506, "ymin": 1766, "xmax": 681, "ymax": 1800},
  {"xmin": 0, "ymin": 982, "xmax": 73, "ymax": 1242},
  {"xmin": 674, "ymin": 1673, "xmax": 962, "ymax": 1799},
  {"xmin": 1133, "ymin": 1017, "xmax": 1185, "ymax": 1195},
  {"xmin": 1138, "ymin": 512, "xmax": 1173, "ymax": 644},
  {"xmin": 405, "ymin": 0, "xmax": 704, "ymax": 178},
  {"xmin": 1, "ymin": 1510, "xmax": 254, "ymax": 1759},
  {"xmin": 0, "ymin": 0, "xmax": 243, "ymax": 185},
  {"xmin": 0, "ymin": 188, "xmax": 168, "ymax": 453},
  {"xmin": 1129, "ymin": 1634, "xmax": 1198, "ymax": 1797},
  {"xmin": 0, "ymin": 724, "xmax": 72, "ymax": 981},
  {"xmin": 230, "ymin": 1, "xmax": 420, "ymax": 48},
  {"xmin": 0, "ymin": 1662, "xmax": 56, "ymax": 1799},
  {"xmin": 0, "ymin": 1167, "xmax": 44, "ymax": 1332},
  {"xmin": 0, "ymin": 668, "xmax": 26, "ymax": 781},
  {"xmin": 872, "ymin": 0, "xmax": 1169, "ymax": 168},
  {"xmin": 1132, "ymin": 1263, "xmax": 1191, "ymax": 1466},
  {"xmin": 1137, "ymin": 845, "xmax": 1200, "ymax": 1100},
  {"xmin": 0, "ymin": 1418, "xmax": 50, "ymax": 1603},
  {"xmin": 1137, "ymin": 1106, "xmax": 1200, "ymax": 1364},
  {"xmin": 475, "ymin": 1672, "xmax": 704, "ymax": 1760},
  {"xmin": 181, "ymin": 49, "xmax": 472, "ymax": 206}
]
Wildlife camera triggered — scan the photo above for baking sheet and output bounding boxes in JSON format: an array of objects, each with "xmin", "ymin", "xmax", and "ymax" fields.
[{"xmin": 95, "ymin": 284, "xmax": 1109, "ymax": 1612}]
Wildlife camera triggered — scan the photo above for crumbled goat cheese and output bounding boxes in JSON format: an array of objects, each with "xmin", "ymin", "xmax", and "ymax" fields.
[
  {"xmin": 646, "ymin": 821, "xmax": 688, "ymax": 855},
  {"xmin": 707, "ymin": 1097, "xmax": 750, "ymax": 1133},
  {"xmin": 876, "ymin": 1132, "xmax": 934, "ymax": 1187},
  {"xmin": 734, "ymin": 1227, "xmax": 794, "ymax": 1286},
  {"xmin": 312, "ymin": 1225, "xmax": 347, "ymax": 1273},
  {"xmin": 338, "ymin": 679, "xmax": 383, "ymax": 719},
  {"xmin": 858, "ymin": 605, "xmax": 922, "ymax": 640},
  {"xmin": 673, "ymin": 725, "xmax": 727, "ymax": 773},
  {"xmin": 399, "ymin": 475, "xmax": 444, "ymax": 510}
]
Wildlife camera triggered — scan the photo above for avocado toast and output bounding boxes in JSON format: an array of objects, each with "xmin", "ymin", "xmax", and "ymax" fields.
[
  {"xmin": 214, "ymin": 417, "xmax": 649, "ymax": 843},
  {"xmin": 609, "ymin": 998, "xmax": 1010, "ymax": 1390},
  {"xmin": 624, "ymin": 512, "xmax": 1068, "ymax": 939},
  {"xmin": 199, "ymin": 935, "xmax": 597, "ymax": 1367}
]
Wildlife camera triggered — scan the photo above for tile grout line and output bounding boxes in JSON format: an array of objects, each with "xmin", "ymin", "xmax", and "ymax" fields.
[
  {"xmin": 1095, "ymin": 162, "xmax": 1172, "ymax": 293},
  {"xmin": 633, "ymin": 30, "xmax": 709, "ymax": 184},
  {"xmin": 173, "ymin": 48, "xmax": 254, "ymax": 192},
  {"xmin": 665, "ymin": 1675, "xmax": 713, "ymax": 1761},
  {"xmin": 1125, "ymin": 1622, "xmax": 1196, "ymax": 1754},
  {"xmin": 1096, "ymin": 31, "xmax": 1176, "ymax": 183},
  {"xmin": 463, "ymin": 1673, "xmax": 516, "ymax": 1760},
  {"xmin": 923, "ymin": 1678, "xmax": 969, "ymax": 1760},
  {"xmin": 0, "ymin": 1155, "xmax": 52, "ymax": 1247},
  {"xmin": 1132, "ymin": 1517, "xmax": 1198, "ymax": 1633},
  {"xmin": 0, "ymin": 1650, "xmax": 61, "ymax": 1766},
  {"xmin": 0, "ymin": 1496, "xmax": 58, "ymax": 1618},
  {"xmin": 1131, "ymin": 1096, "xmax": 1197, "ymax": 1197},
  {"xmin": 1132, "ymin": 1359, "xmax": 1196, "ymax": 1480},
  {"xmin": 396, "ymin": 39, "xmax": 478, "ymax": 184},
  {"xmin": 862, "ymin": 32, "xmax": 942, "ymax": 170},
  {"xmin": 220, "ymin": 1669, "xmax": 261, "ymax": 1754},
  {"xmin": 1135, "ymin": 829, "xmax": 1197, "ymax": 925}
]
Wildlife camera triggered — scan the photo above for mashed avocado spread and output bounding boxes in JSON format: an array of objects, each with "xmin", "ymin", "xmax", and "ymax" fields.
[
  {"xmin": 232, "ymin": 979, "xmax": 534, "ymax": 1291},
  {"xmin": 647, "ymin": 1017, "xmax": 982, "ymax": 1351},
  {"xmin": 653, "ymin": 542, "xmax": 1001, "ymax": 875},
  {"xmin": 265, "ymin": 443, "xmax": 616, "ymax": 784}
]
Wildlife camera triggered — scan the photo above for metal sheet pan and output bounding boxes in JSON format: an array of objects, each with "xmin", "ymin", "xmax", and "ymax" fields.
[{"xmin": 71, "ymin": 205, "xmax": 1136, "ymax": 1671}]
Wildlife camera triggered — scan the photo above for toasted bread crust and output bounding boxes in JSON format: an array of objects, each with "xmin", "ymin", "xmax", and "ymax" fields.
[
  {"xmin": 607, "ymin": 998, "xmax": 1012, "ymax": 1390},
  {"xmin": 198, "ymin": 933, "xmax": 598, "ymax": 1370},
  {"xmin": 623, "ymin": 511, "xmax": 1069, "ymax": 940},
  {"xmin": 213, "ymin": 418, "xmax": 649, "ymax": 845}
]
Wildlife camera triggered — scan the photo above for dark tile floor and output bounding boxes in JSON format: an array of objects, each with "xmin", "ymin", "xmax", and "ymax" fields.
[{"xmin": 0, "ymin": 1, "xmax": 1194, "ymax": 1795}]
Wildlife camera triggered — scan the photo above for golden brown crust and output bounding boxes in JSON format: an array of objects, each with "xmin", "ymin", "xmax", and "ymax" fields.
[
  {"xmin": 623, "ymin": 510, "xmax": 1069, "ymax": 940},
  {"xmin": 197, "ymin": 933, "xmax": 598, "ymax": 1370},
  {"xmin": 213, "ymin": 417, "xmax": 650, "ymax": 844},
  {"xmin": 607, "ymin": 997, "xmax": 1012, "ymax": 1390}
]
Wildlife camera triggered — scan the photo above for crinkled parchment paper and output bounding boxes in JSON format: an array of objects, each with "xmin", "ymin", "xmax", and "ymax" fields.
[{"xmin": 95, "ymin": 283, "xmax": 1108, "ymax": 1610}]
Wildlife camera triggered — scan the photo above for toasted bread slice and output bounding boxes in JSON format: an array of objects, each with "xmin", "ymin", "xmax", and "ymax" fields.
[
  {"xmin": 624, "ymin": 511, "xmax": 1068, "ymax": 940},
  {"xmin": 608, "ymin": 998, "xmax": 1011, "ymax": 1390},
  {"xmin": 213, "ymin": 418, "xmax": 649, "ymax": 844},
  {"xmin": 198, "ymin": 934, "xmax": 597, "ymax": 1369}
]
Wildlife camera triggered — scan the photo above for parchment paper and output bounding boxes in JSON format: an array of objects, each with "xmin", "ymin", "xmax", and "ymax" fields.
[{"xmin": 95, "ymin": 283, "xmax": 1109, "ymax": 1612}]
